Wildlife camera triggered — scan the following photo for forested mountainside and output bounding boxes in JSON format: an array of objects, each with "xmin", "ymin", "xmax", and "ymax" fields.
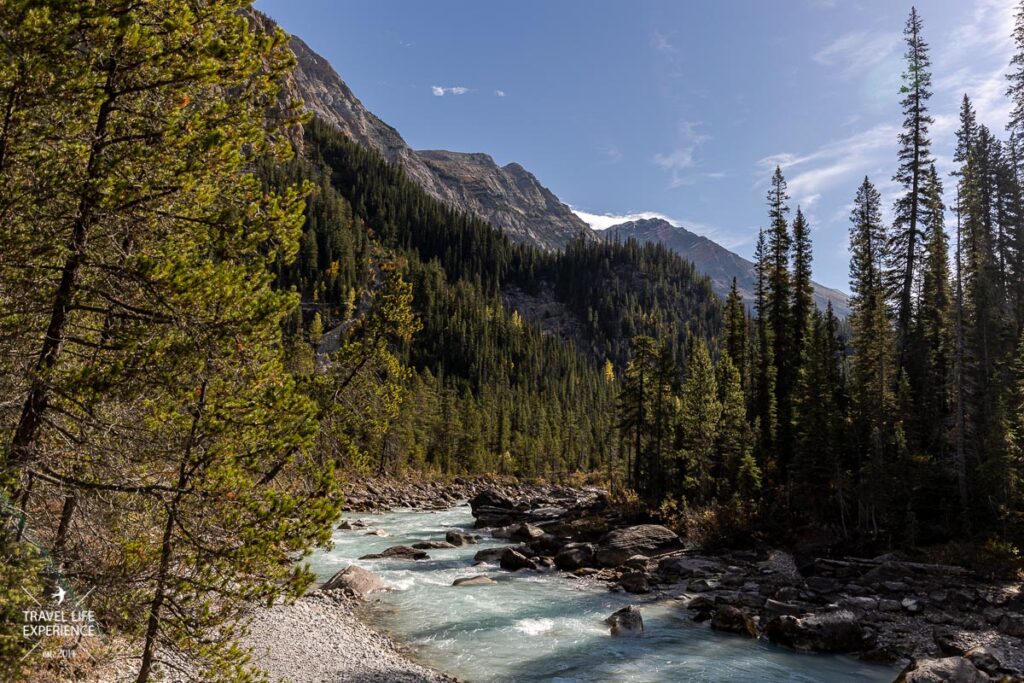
[
  {"xmin": 283, "ymin": 32, "xmax": 593, "ymax": 249},
  {"xmin": 260, "ymin": 116, "xmax": 720, "ymax": 475},
  {"xmin": 605, "ymin": 217, "xmax": 851, "ymax": 318}
]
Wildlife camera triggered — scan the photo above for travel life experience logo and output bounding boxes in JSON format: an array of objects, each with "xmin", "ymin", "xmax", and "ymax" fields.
[{"xmin": 21, "ymin": 580, "xmax": 100, "ymax": 661}]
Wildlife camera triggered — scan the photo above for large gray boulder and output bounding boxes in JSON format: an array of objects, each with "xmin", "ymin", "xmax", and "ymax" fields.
[
  {"xmin": 320, "ymin": 565, "xmax": 386, "ymax": 596},
  {"xmin": 711, "ymin": 605, "xmax": 758, "ymax": 638},
  {"xmin": 605, "ymin": 605, "xmax": 644, "ymax": 636},
  {"xmin": 359, "ymin": 545, "xmax": 429, "ymax": 561},
  {"xmin": 765, "ymin": 610, "xmax": 874, "ymax": 653},
  {"xmin": 555, "ymin": 543, "xmax": 595, "ymax": 570},
  {"xmin": 500, "ymin": 548, "xmax": 538, "ymax": 571},
  {"xmin": 596, "ymin": 525, "xmax": 680, "ymax": 567},
  {"xmin": 895, "ymin": 657, "xmax": 990, "ymax": 683},
  {"xmin": 453, "ymin": 575, "xmax": 497, "ymax": 587}
]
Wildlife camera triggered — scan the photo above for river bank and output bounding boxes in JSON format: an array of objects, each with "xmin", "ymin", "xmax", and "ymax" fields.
[{"xmin": 326, "ymin": 477, "xmax": 1024, "ymax": 683}]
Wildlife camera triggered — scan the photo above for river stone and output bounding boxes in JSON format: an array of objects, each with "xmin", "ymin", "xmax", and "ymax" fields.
[
  {"xmin": 320, "ymin": 565, "xmax": 386, "ymax": 596},
  {"xmin": 619, "ymin": 571, "xmax": 650, "ymax": 594},
  {"xmin": 411, "ymin": 540, "xmax": 456, "ymax": 550},
  {"xmin": 658, "ymin": 555, "xmax": 724, "ymax": 578},
  {"xmin": 605, "ymin": 605, "xmax": 644, "ymax": 636},
  {"xmin": 596, "ymin": 525, "xmax": 680, "ymax": 567},
  {"xmin": 445, "ymin": 530, "xmax": 477, "ymax": 546},
  {"xmin": 555, "ymin": 543, "xmax": 595, "ymax": 570},
  {"xmin": 500, "ymin": 548, "xmax": 537, "ymax": 571},
  {"xmin": 511, "ymin": 523, "xmax": 545, "ymax": 542},
  {"xmin": 765, "ymin": 610, "xmax": 873, "ymax": 653},
  {"xmin": 365, "ymin": 529, "xmax": 389, "ymax": 537},
  {"xmin": 453, "ymin": 575, "xmax": 497, "ymax": 587},
  {"xmin": 710, "ymin": 605, "xmax": 758, "ymax": 638},
  {"xmin": 359, "ymin": 545, "xmax": 428, "ymax": 561},
  {"xmin": 896, "ymin": 656, "xmax": 990, "ymax": 683},
  {"xmin": 473, "ymin": 547, "xmax": 506, "ymax": 563}
]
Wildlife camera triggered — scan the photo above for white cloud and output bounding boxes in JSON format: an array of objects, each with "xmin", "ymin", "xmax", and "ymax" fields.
[
  {"xmin": 758, "ymin": 124, "xmax": 896, "ymax": 208},
  {"xmin": 653, "ymin": 121, "xmax": 709, "ymax": 188},
  {"xmin": 494, "ymin": 89, "xmax": 506, "ymax": 97},
  {"xmin": 432, "ymin": 85, "xmax": 469, "ymax": 97},
  {"xmin": 813, "ymin": 31, "xmax": 901, "ymax": 77},
  {"xmin": 945, "ymin": 0, "xmax": 1016, "ymax": 61}
]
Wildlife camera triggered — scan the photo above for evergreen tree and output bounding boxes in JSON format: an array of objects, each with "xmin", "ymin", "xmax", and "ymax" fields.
[
  {"xmin": 849, "ymin": 177, "xmax": 898, "ymax": 534},
  {"xmin": 913, "ymin": 165, "xmax": 953, "ymax": 457},
  {"xmin": 890, "ymin": 6, "xmax": 935, "ymax": 359},
  {"xmin": 791, "ymin": 207, "xmax": 815, "ymax": 362},
  {"xmin": 679, "ymin": 339, "xmax": 721, "ymax": 502},
  {"xmin": 765, "ymin": 167, "xmax": 795, "ymax": 476},
  {"xmin": 716, "ymin": 355, "xmax": 753, "ymax": 500},
  {"xmin": 723, "ymin": 277, "xmax": 748, "ymax": 385}
]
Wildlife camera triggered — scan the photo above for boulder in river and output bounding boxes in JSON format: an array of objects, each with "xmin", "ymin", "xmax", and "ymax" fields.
[
  {"xmin": 445, "ymin": 530, "xmax": 477, "ymax": 546},
  {"xmin": 605, "ymin": 605, "xmax": 644, "ymax": 636},
  {"xmin": 473, "ymin": 547, "xmax": 506, "ymax": 563},
  {"xmin": 412, "ymin": 540, "xmax": 456, "ymax": 549},
  {"xmin": 453, "ymin": 575, "xmax": 497, "ymax": 587},
  {"xmin": 511, "ymin": 523, "xmax": 545, "ymax": 542},
  {"xmin": 320, "ymin": 565, "xmax": 386, "ymax": 596},
  {"xmin": 765, "ymin": 610, "xmax": 874, "ymax": 653},
  {"xmin": 364, "ymin": 529, "xmax": 389, "ymax": 537},
  {"xmin": 710, "ymin": 605, "xmax": 758, "ymax": 638},
  {"xmin": 895, "ymin": 656, "xmax": 990, "ymax": 682},
  {"xmin": 500, "ymin": 548, "xmax": 538, "ymax": 571},
  {"xmin": 359, "ymin": 545, "xmax": 429, "ymax": 561},
  {"xmin": 618, "ymin": 571, "xmax": 650, "ymax": 594},
  {"xmin": 596, "ymin": 525, "xmax": 680, "ymax": 567},
  {"xmin": 555, "ymin": 543, "xmax": 595, "ymax": 570}
]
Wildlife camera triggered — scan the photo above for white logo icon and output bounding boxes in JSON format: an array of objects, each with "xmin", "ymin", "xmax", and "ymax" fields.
[{"xmin": 50, "ymin": 586, "xmax": 66, "ymax": 606}]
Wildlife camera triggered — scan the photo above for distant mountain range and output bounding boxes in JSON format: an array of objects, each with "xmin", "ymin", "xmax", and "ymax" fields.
[
  {"xmin": 600, "ymin": 218, "xmax": 850, "ymax": 318},
  {"xmin": 277, "ymin": 21, "xmax": 849, "ymax": 316}
]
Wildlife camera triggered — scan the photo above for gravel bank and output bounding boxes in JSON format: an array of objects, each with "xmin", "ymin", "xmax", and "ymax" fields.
[{"xmin": 241, "ymin": 590, "xmax": 457, "ymax": 683}]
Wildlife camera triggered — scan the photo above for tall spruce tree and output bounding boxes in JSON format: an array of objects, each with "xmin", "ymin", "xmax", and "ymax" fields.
[
  {"xmin": 791, "ymin": 206, "xmax": 815, "ymax": 362},
  {"xmin": 723, "ymin": 277, "xmax": 748, "ymax": 385},
  {"xmin": 765, "ymin": 167, "xmax": 795, "ymax": 476},
  {"xmin": 890, "ymin": 6, "xmax": 935, "ymax": 359},
  {"xmin": 849, "ymin": 177, "xmax": 898, "ymax": 534}
]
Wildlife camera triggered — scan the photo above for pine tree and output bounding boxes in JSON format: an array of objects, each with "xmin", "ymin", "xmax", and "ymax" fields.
[
  {"xmin": 679, "ymin": 339, "xmax": 721, "ymax": 502},
  {"xmin": 890, "ymin": 6, "xmax": 935, "ymax": 358},
  {"xmin": 849, "ymin": 177, "xmax": 898, "ymax": 534},
  {"xmin": 914, "ymin": 165, "xmax": 952, "ymax": 457},
  {"xmin": 753, "ymin": 229, "xmax": 778, "ymax": 468},
  {"xmin": 791, "ymin": 207, "xmax": 815, "ymax": 361},
  {"xmin": 618, "ymin": 336, "xmax": 658, "ymax": 491},
  {"xmin": 716, "ymin": 354, "xmax": 752, "ymax": 500},
  {"xmin": 765, "ymin": 167, "xmax": 795, "ymax": 475},
  {"xmin": 723, "ymin": 277, "xmax": 748, "ymax": 384}
]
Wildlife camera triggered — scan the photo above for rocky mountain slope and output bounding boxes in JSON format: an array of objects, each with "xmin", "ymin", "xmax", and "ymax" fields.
[
  {"xmin": 270, "ymin": 13, "xmax": 847, "ymax": 315},
  {"xmin": 284, "ymin": 34, "xmax": 592, "ymax": 250},
  {"xmin": 604, "ymin": 218, "xmax": 850, "ymax": 318}
]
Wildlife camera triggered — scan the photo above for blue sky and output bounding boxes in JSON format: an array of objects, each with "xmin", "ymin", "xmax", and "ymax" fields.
[{"xmin": 255, "ymin": 0, "xmax": 1017, "ymax": 291}]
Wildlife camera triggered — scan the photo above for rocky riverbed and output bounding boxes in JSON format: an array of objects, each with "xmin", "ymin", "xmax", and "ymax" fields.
[{"xmin": 456, "ymin": 482, "xmax": 1024, "ymax": 682}]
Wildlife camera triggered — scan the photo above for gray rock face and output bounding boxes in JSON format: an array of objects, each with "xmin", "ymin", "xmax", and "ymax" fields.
[
  {"xmin": 281, "ymin": 31, "xmax": 592, "ymax": 250},
  {"xmin": 605, "ymin": 605, "xmax": 644, "ymax": 636},
  {"xmin": 596, "ymin": 525, "xmax": 680, "ymax": 567},
  {"xmin": 320, "ymin": 566, "xmax": 386, "ymax": 596},
  {"xmin": 603, "ymin": 218, "xmax": 850, "ymax": 318},
  {"xmin": 412, "ymin": 540, "xmax": 456, "ymax": 550}
]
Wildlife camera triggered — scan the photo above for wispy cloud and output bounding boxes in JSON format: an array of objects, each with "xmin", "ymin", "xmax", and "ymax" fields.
[
  {"xmin": 432, "ymin": 85, "xmax": 469, "ymax": 97},
  {"xmin": 653, "ymin": 121, "xmax": 712, "ymax": 188},
  {"xmin": 494, "ymin": 89, "xmax": 506, "ymax": 97},
  {"xmin": 813, "ymin": 31, "xmax": 901, "ymax": 77},
  {"xmin": 652, "ymin": 30, "xmax": 684, "ymax": 78},
  {"xmin": 945, "ymin": 0, "xmax": 1016, "ymax": 61},
  {"xmin": 758, "ymin": 124, "xmax": 896, "ymax": 209}
]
